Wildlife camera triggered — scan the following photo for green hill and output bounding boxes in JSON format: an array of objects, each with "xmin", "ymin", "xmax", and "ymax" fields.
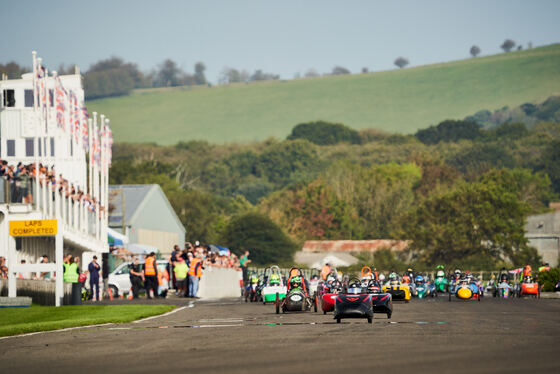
[{"xmin": 87, "ymin": 44, "xmax": 560, "ymax": 145}]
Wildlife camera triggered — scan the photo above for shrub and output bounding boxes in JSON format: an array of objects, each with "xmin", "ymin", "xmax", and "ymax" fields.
[
  {"xmin": 537, "ymin": 268, "xmax": 560, "ymax": 292},
  {"xmin": 288, "ymin": 121, "xmax": 362, "ymax": 145},
  {"xmin": 415, "ymin": 120, "xmax": 482, "ymax": 145}
]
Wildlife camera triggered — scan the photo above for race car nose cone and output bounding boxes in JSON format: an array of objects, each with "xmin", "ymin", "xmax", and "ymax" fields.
[{"xmin": 457, "ymin": 288, "xmax": 472, "ymax": 299}]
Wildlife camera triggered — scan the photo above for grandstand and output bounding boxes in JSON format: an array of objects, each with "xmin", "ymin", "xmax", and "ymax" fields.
[{"xmin": 0, "ymin": 52, "xmax": 112, "ymax": 306}]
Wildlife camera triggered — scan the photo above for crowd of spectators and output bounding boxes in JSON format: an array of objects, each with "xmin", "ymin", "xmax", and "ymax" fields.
[
  {"xmin": 0, "ymin": 255, "xmax": 53, "ymax": 280},
  {"xmin": 171, "ymin": 241, "xmax": 241, "ymax": 270},
  {"xmin": 166, "ymin": 241, "xmax": 241, "ymax": 298},
  {"xmin": 0, "ymin": 158, "xmax": 104, "ymax": 214}
]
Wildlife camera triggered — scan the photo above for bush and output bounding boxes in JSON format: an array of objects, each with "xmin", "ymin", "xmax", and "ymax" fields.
[
  {"xmin": 287, "ymin": 121, "xmax": 362, "ymax": 146},
  {"xmin": 537, "ymin": 268, "xmax": 560, "ymax": 292},
  {"xmin": 415, "ymin": 120, "xmax": 482, "ymax": 145}
]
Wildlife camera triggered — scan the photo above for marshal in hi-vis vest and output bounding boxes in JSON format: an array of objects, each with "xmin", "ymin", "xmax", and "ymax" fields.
[
  {"xmin": 188, "ymin": 258, "xmax": 202, "ymax": 277},
  {"xmin": 63, "ymin": 263, "xmax": 79, "ymax": 283},
  {"xmin": 144, "ymin": 257, "xmax": 156, "ymax": 276}
]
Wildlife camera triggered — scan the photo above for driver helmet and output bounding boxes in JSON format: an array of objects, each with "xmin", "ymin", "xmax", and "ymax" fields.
[
  {"xmin": 454, "ymin": 269, "xmax": 462, "ymax": 278},
  {"xmin": 389, "ymin": 272, "xmax": 398, "ymax": 280},
  {"xmin": 499, "ymin": 273, "xmax": 508, "ymax": 283},
  {"xmin": 347, "ymin": 281, "xmax": 363, "ymax": 294},
  {"xmin": 289, "ymin": 275, "xmax": 302, "ymax": 289},
  {"xmin": 379, "ymin": 274, "xmax": 386, "ymax": 282},
  {"xmin": 524, "ymin": 275, "xmax": 532, "ymax": 283},
  {"xmin": 269, "ymin": 273, "xmax": 280, "ymax": 285},
  {"xmin": 402, "ymin": 275, "xmax": 411, "ymax": 283},
  {"xmin": 415, "ymin": 275, "xmax": 424, "ymax": 284}
]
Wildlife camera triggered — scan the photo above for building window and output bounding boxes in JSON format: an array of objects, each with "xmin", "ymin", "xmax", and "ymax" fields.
[
  {"xmin": 7, "ymin": 140, "xmax": 15, "ymax": 157},
  {"xmin": 3, "ymin": 89, "xmax": 15, "ymax": 107},
  {"xmin": 24, "ymin": 90, "xmax": 34, "ymax": 107},
  {"xmin": 25, "ymin": 139, "xmax": 34, "ymax": 157},
  {"xmin": 50, "ymin": 137, "xmax": 55, "ymax": 156},
  {"xmin": 38, "ymin": 138, "xmax": 42, "ymax": 156},
  {"xmin": 49, "ymin": 89, "xmax": 54, "ymax": 107},
  {"xmin": 70, "ymin": 138, "xmax": 73, "ymax": 156}
]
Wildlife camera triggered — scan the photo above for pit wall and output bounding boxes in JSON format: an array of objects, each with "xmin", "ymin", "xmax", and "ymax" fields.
[
  {"xmin": 0, "ymin": 279, "xmax": 73, "ymax": 306},
  {"xmin": 198, "ymin": 267, "xmax": 242, "ymax": 299}
]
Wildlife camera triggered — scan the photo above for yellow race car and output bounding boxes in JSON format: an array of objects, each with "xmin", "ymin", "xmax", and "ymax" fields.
[{"xmin": 382, "ymin": 280, "xmax": 411, "ymax": 302}]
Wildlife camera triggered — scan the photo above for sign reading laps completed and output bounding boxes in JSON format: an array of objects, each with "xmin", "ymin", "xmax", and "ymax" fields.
[{"xmin": 9, "ymin": 219, "xmax": 58, "ymax": 237}]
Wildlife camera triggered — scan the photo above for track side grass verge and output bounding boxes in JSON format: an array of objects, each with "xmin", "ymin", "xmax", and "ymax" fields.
[{"xmin": 0, "ymin": 304, "xmax": 175, "ymax": 337}]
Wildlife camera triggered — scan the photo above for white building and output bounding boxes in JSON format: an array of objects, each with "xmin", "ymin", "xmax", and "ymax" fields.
[
  {"xmin": 0, "ymin": 52, "xmax": 110, "ymax": 306},
  {"xmin": 1, "ymin": 71, "xmax": 87, "ymax": 188}
]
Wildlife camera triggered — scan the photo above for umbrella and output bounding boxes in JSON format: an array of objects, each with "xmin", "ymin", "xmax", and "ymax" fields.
[{"xmin": 209, "ymin": 244, "xmax": 231, "ymax": 256}]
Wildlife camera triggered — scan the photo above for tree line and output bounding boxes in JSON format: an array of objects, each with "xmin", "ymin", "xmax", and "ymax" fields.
[
  {"xmin": 0, "ymin": 38, "xmax": 536, "ymax": 100},
  {"xmin": 109, "ymin": 104, "xmax": 560, "ymax": 268}
]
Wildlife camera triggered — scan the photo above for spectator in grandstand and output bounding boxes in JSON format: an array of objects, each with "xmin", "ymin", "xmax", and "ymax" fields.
[
  {"xmin": 0, "ymin": 256, "xmax": 8, "ymax": 279},
  {"xmin": 17, "ymin": 260, "xmax": 31, "ymax": 279}
]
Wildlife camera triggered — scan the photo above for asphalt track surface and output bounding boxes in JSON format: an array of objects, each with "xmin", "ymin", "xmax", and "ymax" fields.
[{"xmin": 1, "ymin": 296, "xmax": 559, "ymax": 374}]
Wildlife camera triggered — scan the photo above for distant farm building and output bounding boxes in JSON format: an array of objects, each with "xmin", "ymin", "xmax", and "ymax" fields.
[
  {"xmin": 295, "ymin": 240, "xmax": 409, "ymax": 269},
  {"xmin": 108, "ymin": 184, "xmax": 186, "ymax": 255}
]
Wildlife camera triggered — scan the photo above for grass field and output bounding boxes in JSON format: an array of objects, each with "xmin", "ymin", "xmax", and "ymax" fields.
[
  {"xmin": 0, "ymin": 304, "xmax": 175, "ymax": 337},
  {"xmin": 87, "ymin": 44, "xmax": 560, "ymax": 145}
]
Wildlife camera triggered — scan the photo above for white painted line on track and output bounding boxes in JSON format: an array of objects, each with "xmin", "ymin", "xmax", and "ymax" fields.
[
  {"xmin": 0, "ymin": 323, "xmax": 114, "ymax": 341},
  {"xmin": 133, "ymin": 306, "xmax": 188, "ymax": 324}
]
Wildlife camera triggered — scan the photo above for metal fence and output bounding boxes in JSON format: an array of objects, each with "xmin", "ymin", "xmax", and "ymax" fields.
[{"xmin": 248, "ymin": 267, "xmax": 522, "ymax": 283}]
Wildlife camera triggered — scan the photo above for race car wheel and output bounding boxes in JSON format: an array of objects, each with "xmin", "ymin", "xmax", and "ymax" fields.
[
  {"xmin": 314, "ymin": 294, "xmax": 318, "ymax": 313},
  {"xmin": 336, "ymin": 317, "xmax": 341, "ymax": 324},
  {"xmin": 275, "ymin": 293, "xmax": 280, "ymax": 314},
  {"xmin": 367, "ymin": 316, "xmax": 373, "ymax": 324},
  {"xmin": 387, "ymin": 312, "xmax": 392, "ymax": 319},
  {"xmin": 448, "ymin": 293, "xmax": 452, "ymax": 302},
  {"xmin": 323, "ymin": 310, "xmax": 326, "ymax": 315}
]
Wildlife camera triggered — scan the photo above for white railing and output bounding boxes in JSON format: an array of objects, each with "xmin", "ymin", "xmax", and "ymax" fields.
[{"xmin": 30, "ymin": 179, "xmax": 107, "ymax": 245}]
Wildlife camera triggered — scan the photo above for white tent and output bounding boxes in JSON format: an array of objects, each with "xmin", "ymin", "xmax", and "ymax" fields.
[
  {"xmin": 125, "ymin": 243, "xmax": 158, "ymax": 255},
  {"xmin": 107, "ymin": 227, "xmax": 129, "ymax": 245}
]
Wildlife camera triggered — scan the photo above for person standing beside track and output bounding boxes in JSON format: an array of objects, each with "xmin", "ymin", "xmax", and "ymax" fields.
[
  {"xmin": 240, "ymin": 251, "xmax": 251, "ymax": 286},
  {"xmin": 169, "ymin": 245, "xmax": 180, "ymax": 291},
  {"xmin": 88, "ymin": 256, "xmax": 101, "ymax": 301},
  {"xmin": 174, "ymin": 257, "xmax": 188, "ymax": 297},
  {"xmin": 143, "ymin": 252, "xmax": 158, "ymax": 299},
  {"xmin": 129, "ymin": 257, "xmax": 143, "ymax": 299},
  {"xmin": 188, "ymin": 252, "xmax": 204, "ymax": 298}
]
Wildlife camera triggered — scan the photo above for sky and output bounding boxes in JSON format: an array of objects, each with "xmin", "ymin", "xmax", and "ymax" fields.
[{"xmin": 1, "ymin": 0, "xmax": 559, "ymax": 83}]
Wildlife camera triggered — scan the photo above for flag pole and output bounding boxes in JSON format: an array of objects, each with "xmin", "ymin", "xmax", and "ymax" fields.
[
  {"xmin": 88, "ymin": 116, "xmax": 93, "ymax": 201},
  {"xmin": 32, "ymin": 51, "xmax": 40, "ymax": 210}
]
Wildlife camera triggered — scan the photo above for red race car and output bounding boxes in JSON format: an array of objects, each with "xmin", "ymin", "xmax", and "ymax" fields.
[
  {"xmin": 518, "ymin": 276, "xmax": 540, "ymax": 298},
  {"xmin": 320, "ymin": 276, "xmax": 343, "ymax": 314}
]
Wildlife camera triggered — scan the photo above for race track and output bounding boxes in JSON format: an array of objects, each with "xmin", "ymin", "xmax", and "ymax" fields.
[{"xmin": 1, "ymin": 297, "xmax": 559, "ymax": 373}]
